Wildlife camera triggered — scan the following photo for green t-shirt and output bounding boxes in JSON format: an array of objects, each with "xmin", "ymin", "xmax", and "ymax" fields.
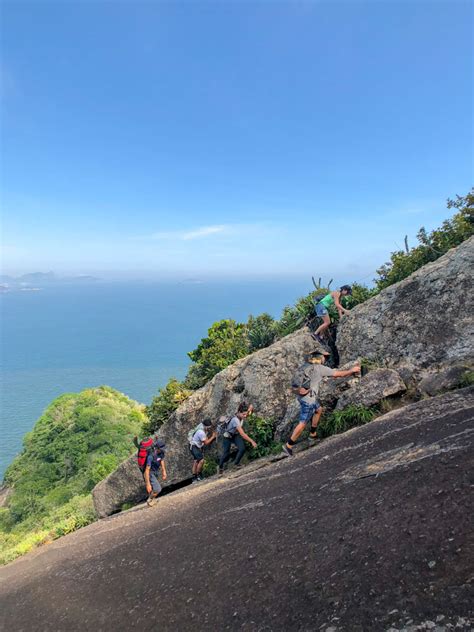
[{"xmin": 320, "ymin": 293, "xmax": 335, "ymax": 309}]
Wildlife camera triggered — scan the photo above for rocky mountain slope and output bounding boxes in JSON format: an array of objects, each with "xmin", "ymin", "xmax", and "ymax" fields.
[
  {"xmin": 93, "ymin": 238, "xmax": 474, "ymax": 517},
  {"xmin": 2, "ymin": 387, "xmax": 473, "ymax": 631},
  {"xmin": 337, "ymin": 236, "xmax": 474, "ymax": 371}
]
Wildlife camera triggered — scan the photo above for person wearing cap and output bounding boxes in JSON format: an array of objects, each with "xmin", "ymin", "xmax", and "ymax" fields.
[
  {"xmin": 313, "ymin": 285, "xmax": 353, "ymax": 343},
  {"xmin": 190, "ymin": 418, "xmax": 217, "ymax": 482},
  {"xmin": 283, "ymin": 350, "xmax": 360, "ymax": 456}
]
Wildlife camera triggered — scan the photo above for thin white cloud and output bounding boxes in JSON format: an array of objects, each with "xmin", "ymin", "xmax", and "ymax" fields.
[
  {"xmin": 149, "ymin": 224, "xmax": 227, "ymax": 241},
  {"xmin": 182, "ymin": 225, "xmax": 227, "ymax": 240}
]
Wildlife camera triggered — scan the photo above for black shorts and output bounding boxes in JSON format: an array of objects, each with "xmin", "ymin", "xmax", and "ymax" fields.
[{"xmin": 190, "ymin": 444, "xmax": 204, "ymax": 461}]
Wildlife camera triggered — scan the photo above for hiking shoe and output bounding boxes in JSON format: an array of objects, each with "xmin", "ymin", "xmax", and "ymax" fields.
[
  {"xmin": 282, "ymin": 444, "xmax": 293, "ymax": 457},
  {"xmin": 218, "ymin": 468, "xmax": 224, "ymax": 477},
  {"xmin": 147, "ymin": 496, "xmax": 158, "ymax": 507},
  {"xmin": 196, "ymin": 474, "xmax": 203, "ymax": 481},
  {"xmin": 309, "ymin": 431, "xmax": 318, "ymax": 440}
]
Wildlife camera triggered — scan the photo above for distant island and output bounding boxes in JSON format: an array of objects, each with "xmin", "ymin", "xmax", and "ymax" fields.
[{"xmin": 0, "ymin": 272, "xmax": 100, "ymax": 291}]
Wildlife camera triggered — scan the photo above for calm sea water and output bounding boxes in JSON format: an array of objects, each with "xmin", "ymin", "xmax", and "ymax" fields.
[{"xmin": 0, "ymin": 280, "xmax": 309, "ymax": 478}]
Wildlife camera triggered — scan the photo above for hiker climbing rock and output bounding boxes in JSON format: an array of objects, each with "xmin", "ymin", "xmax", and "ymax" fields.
[
  {"xmin": 313, "ymin": 285, "xmax": 352, "ymax": 344},
  {"xmin": 218, "ymin": 402, "xmax": 257, "ymax": 475},
  {"xmin": 134, "ymin": 436, "xmax": 167, "ymax": 507},
  {"xmin": 188, "ymin": 418, "xmax": 217, "ymax": 482},
  {"xmin": 283, "ymin": 350, "xmax": 360, "ymax": 456}
]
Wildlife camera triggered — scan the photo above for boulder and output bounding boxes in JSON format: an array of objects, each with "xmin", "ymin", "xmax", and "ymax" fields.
[
  {"xmin": 93, "ymin": 327, "xmax": 318, "ymax": 516},
  {"xmin": 418, "ymin": 365, "xmax": 472, "ymax": 397},
  {"xmin": 92, "ymin": 456, "xmax": 146, "ymax": 519},
  {"xmin": 335, "ymin": 368, "xmax": 406, "ymax": 410},
  {"xmin": 337, "ymin": 237, "xmax": 474, "ymax": 372}
]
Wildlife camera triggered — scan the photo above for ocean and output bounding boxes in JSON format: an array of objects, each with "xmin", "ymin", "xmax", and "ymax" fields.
[{"xmin": 0, "ymin": 279, "xmax": 310, "ymax": 478}]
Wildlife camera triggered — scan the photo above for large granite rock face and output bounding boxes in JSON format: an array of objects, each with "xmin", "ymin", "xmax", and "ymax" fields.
[
  {"xmin": 337, "ymin": 237, "xmax": 474, "ymax": 372},
  {"xmin": 93, "ymin": 328, "xmax": 317, "ymax": 516}
]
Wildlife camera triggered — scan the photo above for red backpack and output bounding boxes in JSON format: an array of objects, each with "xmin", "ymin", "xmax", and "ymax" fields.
[{"xmin": 137, "ymin": 437, "xmax": 154, "ymax": 471}]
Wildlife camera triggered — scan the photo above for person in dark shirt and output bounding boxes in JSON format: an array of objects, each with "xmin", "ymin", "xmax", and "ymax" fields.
[
  {"xmin": 218, "ymin": 402, "xmax": 257, "ymax": 475},
  {"xmin": 144, "ymin": 444, "xmax": 167, "ymax": 506}
]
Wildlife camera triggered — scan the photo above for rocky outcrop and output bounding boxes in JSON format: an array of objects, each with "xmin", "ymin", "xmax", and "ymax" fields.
[
  {"xmin": 335, "ymin": 368, "xmax": 406, "ymax": 410},
  {"xmin": 4, "ymin": 388, "xmax": 474, "ymax": 631},
  {"xmin": 93, "ymin": 238, "xmax": 474, "ymax": 516},
  {"xmin": 93, "ymin": 327, "xmax": 317, "ymax": 516},
  {"xmin": 419, "ymin": 365, "xmax": 472, "ymax": 397},
  {"xmin": 337, "ymin": 236, "xmax": 474, "ymax": 372}
]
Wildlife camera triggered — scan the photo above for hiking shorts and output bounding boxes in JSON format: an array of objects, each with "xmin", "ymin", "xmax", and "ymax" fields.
[
  {"xmin": 148, "ymin": 470, "xmax": 162, "ymax": 494},
  {"xmin": 315, "ymin": 303, "xmax": 329, "ymax": 317},
  {"xmin": 190, "ymin": 444, "xmax": 204, "ymax": 461},
  {"xmin": 299, "ymin": 400, "xmax": 321, "ymax": 423}
]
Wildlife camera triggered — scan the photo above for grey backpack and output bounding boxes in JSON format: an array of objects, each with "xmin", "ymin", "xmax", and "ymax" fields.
[{"xmin": 291, "ymin": 363, "xmax": 311, "ymax": 392}]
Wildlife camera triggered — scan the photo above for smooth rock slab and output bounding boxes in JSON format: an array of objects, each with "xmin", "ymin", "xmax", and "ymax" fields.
[{"xmin": 2, "ymin": 387, "xmax": 473, "ymax": 632}]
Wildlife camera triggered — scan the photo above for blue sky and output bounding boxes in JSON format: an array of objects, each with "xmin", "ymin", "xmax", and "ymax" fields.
[{"xmin": 1, "ymin": 1, "xmax": 472, "ymax": 283}]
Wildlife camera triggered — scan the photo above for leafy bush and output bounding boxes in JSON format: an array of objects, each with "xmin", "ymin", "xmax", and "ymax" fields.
[
  {"xmin": 247, "ymin": 313, "xmax": 276, "ymax": 351},
  {"xmin": 144, "ymin": 378, "xmax": 192, "ymax": 434},
  {"xmin": 273, "ymin": 292, "xmax": 319, "ymax": 338},
  {"xmin": 343, "ymin": 283, "xmax": 377, "ymax": 309},
  {"xmin": 184, "ymin": 319, "xmax": 250, "ymax": 389},
  {"xmin": 1, "ymin": 387, "xmax": 142, "ymax": 563},
  {"xmin": 201, "ymin": 456, "xmax": 219, "ymax": 478},
  {"xmin": 317, "ymin": 405, "xmax": 375, "ymax": 438},
  {"xmin": 245, "ymin": 416, "xmax": 278, "ymax": 459}
]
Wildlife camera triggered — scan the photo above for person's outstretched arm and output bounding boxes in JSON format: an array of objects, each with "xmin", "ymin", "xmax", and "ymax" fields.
[
  {"xmin": 236, "ymin": 425, "xmax": 257, "ymax": 449},
  {"xmin": 161, "ymin": 461, "xmax": 167, "ymax": 481},
  {"xmin": 332, "ymin": 365, "xmax": 360, "ymax": 378}
]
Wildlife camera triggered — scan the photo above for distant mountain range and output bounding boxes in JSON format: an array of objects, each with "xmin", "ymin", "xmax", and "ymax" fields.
[{"xmin": 0, "ymin": 272, "xmax": 100, "ymax": 288}]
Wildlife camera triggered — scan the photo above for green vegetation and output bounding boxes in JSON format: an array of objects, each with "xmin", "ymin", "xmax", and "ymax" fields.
[
  {"xmin": 245, "ymin": 415, "xmax": 278, "ymax": 459},
  {"xmin": 247, "ymin": 313, "xmax": 276, "ymax": 351},
  {"xmin": 0, "ymin": 386, "xmax": 144, "ymax": 565},
  {"xmin": 144, "ymin": 378, "xmax": 192, "ymax": 434},
  {"xmin": 458, "ymin": 370, "xmax": 474, "ymax": 389},
  {"xmin": 317, "ymin": 405, "xmax": 376, "ymax": 439},
  {"xmin": 185, "ymin": 319, "xmax": 250, "ymax": 390}
]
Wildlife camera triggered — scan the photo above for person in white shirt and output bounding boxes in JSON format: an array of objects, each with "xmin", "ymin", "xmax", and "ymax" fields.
[{"xmin": 190, "ymin": 418, "xmax": 216, "ymax": 482}]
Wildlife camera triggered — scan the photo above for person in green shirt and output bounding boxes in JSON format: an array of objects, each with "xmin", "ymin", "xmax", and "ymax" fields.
[{"xmin": 313, "ymin": 285, "xmax": 352, "ymax": 343}]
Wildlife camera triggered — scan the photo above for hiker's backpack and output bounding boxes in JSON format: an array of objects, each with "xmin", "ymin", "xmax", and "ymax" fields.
[
  {"xmin": 291, "ymin": 364, "xmax": 312, "ymax": 393},
  {"xmin": 137, "ymin": 438, "xmax": 166, "ymax": 471},
  {"xmin": 137, "ymin": 437, "xmax": 154, "ymax": 471},
  {"xmin": 217, "ymin": 415, "xmax": 233, "ymax": 436},
  {"xmin": 187, "ymin": 422, "xmax": 204, "ymax": 445}
]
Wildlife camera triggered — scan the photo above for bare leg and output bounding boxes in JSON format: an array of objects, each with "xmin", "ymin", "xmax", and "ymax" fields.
[
  {"xmin": 196, "ymin": 459, "xmax": 205, "ymax": 474},
  {"xmin": 314, "ymin": 314, "xmax": 331, "ymax": 338},
  {"xmin": 288, "ymin": 421, "xmax": 306, "ymax": 446},
  {"xmin": 309, "ymin": 408, "xmax": 323, "ymax": 436}
]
